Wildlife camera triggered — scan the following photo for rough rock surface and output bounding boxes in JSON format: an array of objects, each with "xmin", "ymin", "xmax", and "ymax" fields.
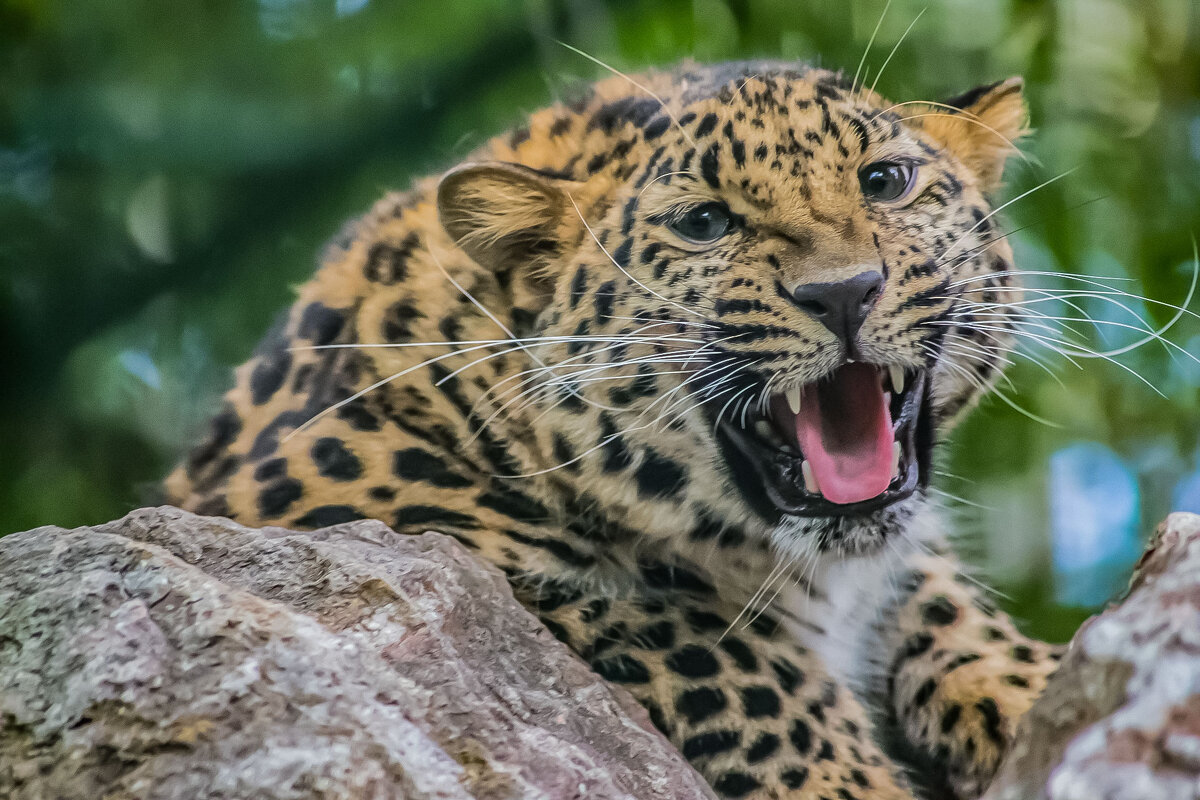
[
  {"xmin": 0, "ymin": 507, "xmax": 716, "ymax": 800},
  {"xmin": 984, "ymin": 511, "xmax": 1200, "ymax": 800},
  {"xmin": 8, "ymin": 507, "xmax": 1200, "ymax": 800}
]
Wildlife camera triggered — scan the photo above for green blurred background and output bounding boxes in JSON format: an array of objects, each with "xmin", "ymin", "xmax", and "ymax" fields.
[{"xmin": 2, "ymin": 0, "xmax": 1198, "ymax": 640}]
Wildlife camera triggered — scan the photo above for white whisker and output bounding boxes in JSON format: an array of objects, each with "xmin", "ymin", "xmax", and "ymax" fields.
[
  {"xmin": 867, "ymin": 7, "xmax": 926, "ymax": 97},
  {"xmin": 930, "ymin": 487, "xmax": 995, "ymax": 511},
  {"xmin": 852, "ymin": 0, "xmax": 893, "ymax": 96},
  {"xmin": 557, "ymin": 41, "xmax": 697, "ymax": 148},
  {"xmin": 941, "ymin": 169, "xmax": 1077, "ymax": 263},
  {"xmin": 935, "ymin": 320, "xmax": 1165, "ymax": 395}
]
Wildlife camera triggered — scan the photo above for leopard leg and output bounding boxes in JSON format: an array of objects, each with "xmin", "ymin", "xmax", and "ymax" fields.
[
  {"xmin": 532, "ymin": 584, "xmax": 917, "ymax": 800},
  {"xmin": 882, "ymin": 550, "xmax": 1062, "ymax": 798}
]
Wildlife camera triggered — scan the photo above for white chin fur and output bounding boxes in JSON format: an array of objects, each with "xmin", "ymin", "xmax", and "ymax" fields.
[{"xmin": 768, "ymin": 501, "xmax": 941, "ymax": 693}]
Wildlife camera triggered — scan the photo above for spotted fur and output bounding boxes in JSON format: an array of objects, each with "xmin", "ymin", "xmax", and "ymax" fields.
[{"xmin": 168, "ymin": 62, "xmax": 1059, "ymax": 798}]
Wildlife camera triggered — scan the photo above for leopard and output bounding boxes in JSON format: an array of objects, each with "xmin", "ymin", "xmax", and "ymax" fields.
[{"xmin": 167, "ymin": 60, "xmax": 1064, "ymax": 799}]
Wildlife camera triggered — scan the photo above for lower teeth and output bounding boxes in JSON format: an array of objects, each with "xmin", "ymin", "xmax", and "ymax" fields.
[{"xmin": 801, "ymin": 460, "xmax": 820, "ymax": 494}]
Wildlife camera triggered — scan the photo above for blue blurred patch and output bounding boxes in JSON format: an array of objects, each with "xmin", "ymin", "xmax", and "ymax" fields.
[
  {"xmin": 117, "ymin": 348, "xmax": 162, "ymax": 391},
  {"xmin": 336, "ymin": 0, "xmax": 369, "ymax": 17},
  {"xmin": 1173, "ymin": 464, "xmax": 1200, "ymax": 515},
  {"xmin": 1179, "ymin": 334, "xmax": 1200, "ymax": 386},
  {"xmin": 1049, "ymin": 442, "xmax": 1142, "ymax": 607}
]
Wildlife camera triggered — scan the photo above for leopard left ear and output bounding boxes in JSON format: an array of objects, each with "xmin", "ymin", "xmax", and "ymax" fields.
[
  {"xmin": 918, "ymin": 77, "xmax": 1028, "ymax": 191},
  {"xmin": 437, "ymin": 161, "xmax": 583, "ymax": 277}
]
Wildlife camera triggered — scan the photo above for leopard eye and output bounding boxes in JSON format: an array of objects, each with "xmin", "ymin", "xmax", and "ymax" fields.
[
  {"xmin": 858, "ymin": 161, "xmax": 916, "ymax": 202},
  {"xmin": 669, "ymin": 202, "xmax": 733, "ymax": 244}
]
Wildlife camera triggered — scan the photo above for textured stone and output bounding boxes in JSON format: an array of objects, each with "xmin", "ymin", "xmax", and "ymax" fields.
[
  {"xmin": 0, "ymin": 507, "xmax": 716, "ymax": 800},
  {"xmin": 985, "ymin": 512, "xmax": 1200, "ymax": 800}
]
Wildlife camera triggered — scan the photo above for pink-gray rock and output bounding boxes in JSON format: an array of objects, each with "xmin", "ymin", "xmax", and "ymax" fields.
[
  {"xmin": 984, "ymin": 511, "xmax": 1200, "ymax": 800},
  {"xmin": 0, "ymin": 507, "xmax": 716, "ymax": 800}
]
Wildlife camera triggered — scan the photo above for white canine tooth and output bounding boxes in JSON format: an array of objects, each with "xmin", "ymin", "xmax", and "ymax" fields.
[
  {"xmin": 889, "ymin": 365, "xmax": 906, "ymax": 394},
  {"xmin": 801, "ymin": 460, "xmax": 820, "ymax": 495},
  {"xmin": 785, "ymin": 386, "xmax": 802, "ymax": 415},
  {"xmin": 754, "ymin": 420, "xmax": 773, "ymax": 440},
  {"xmin": 891, "ymin": 441, "xmax": 902, "ymax": 478}
]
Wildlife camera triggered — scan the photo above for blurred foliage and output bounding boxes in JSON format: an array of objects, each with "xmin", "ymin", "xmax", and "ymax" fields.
[{"xmin": 2, "ymin": 0, "xmax": 1198, "ymax": 640}]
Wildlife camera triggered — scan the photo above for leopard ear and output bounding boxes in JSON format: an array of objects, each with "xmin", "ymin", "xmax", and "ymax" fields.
[
  {"xmin": 919, "ymin": 77, "xmax": 1028, "ymax": 191},
  {"xmin": 437, "ymin": 161, "xmax": 583, "ymax": 276}
]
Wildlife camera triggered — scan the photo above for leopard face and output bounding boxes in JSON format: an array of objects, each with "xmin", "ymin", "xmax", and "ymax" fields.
[{"xmin": 439, "ymin": 62, "xmax": 1025, "ymax": 557}]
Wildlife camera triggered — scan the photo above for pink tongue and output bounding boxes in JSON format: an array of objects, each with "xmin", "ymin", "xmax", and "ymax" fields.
[{"xmin": 793, "ymin": 363, "xmax": 895, "ymax": 505}]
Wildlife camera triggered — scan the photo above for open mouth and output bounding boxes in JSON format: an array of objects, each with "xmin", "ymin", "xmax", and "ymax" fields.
[{"xmin": 711, "ymin": 362, "xmax": 932, "ymax": 519}]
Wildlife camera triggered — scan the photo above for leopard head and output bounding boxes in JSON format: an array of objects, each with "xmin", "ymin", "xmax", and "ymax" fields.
[{"xmin": 436, "ymin": 61, "xmax": 1027, "ymax": 555}]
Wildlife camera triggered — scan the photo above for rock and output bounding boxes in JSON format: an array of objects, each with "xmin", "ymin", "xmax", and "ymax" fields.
[
  {"xmin": 984, "ymin": 511, "xmax": 1200, "ymax": 800},
  {"xmin": 0, "ymin": 507, "xmax": 716, "ymax": 800},
  {"xmin": 11, "ymin": 506, "xmax": 1200, "ymax": 800}
]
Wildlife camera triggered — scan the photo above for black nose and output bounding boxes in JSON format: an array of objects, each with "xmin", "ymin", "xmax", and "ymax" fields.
[{"xmin": 787, "ymin": 270, "xmax": 885, "ymax": 345}]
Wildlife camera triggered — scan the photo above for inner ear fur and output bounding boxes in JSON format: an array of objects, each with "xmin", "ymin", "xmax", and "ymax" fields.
[
  {"xmin": 437, "ymin": 161, "xmax": 582, "ymax": 277},
  {"xmin": 918, "ymin": 76, "xmax": 1028, "ymax": 191}
]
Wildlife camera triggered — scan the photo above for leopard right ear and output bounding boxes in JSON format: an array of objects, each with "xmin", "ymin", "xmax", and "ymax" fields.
[
  {"xmin": 437, "ymin": 161, "xmax": 584, "ymax": 276},
  {"xmin": 919, "ymin": 77, "xmax": 1028, "ymax": 192}
]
